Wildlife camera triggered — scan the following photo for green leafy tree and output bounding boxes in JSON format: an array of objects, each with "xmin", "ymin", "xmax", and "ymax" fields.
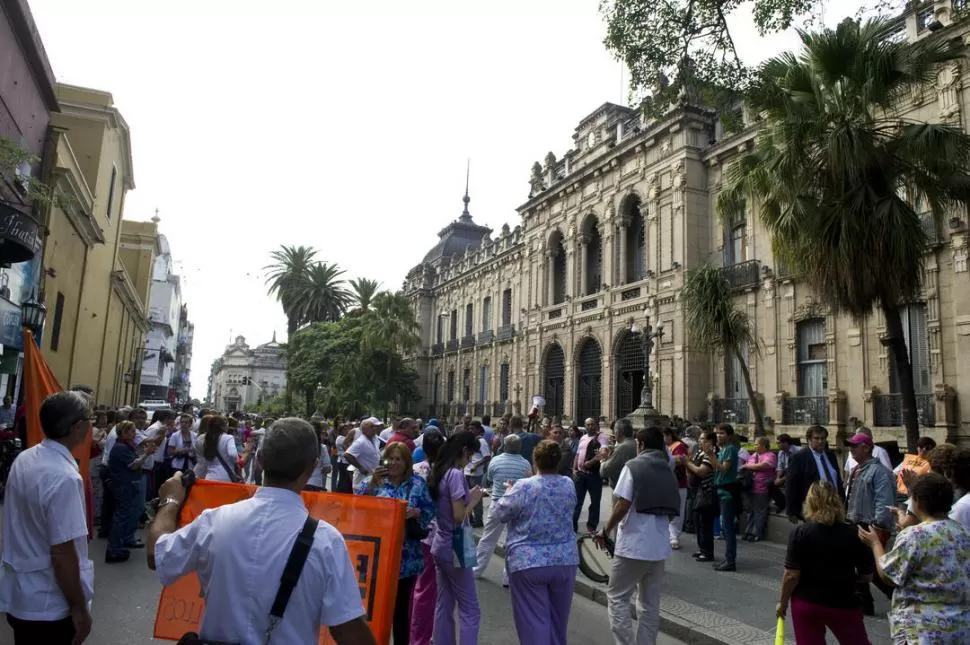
[
  {"xmin": 718, "ymin": 19, "xmax": 970, "ymax": 452},
  {"xmin": 682, "ymin": 263, "xmax": 764, "ymax": 436},
  {"xmin": 362, "ymin": 291, "xmax": 421, "ymax": 417},
  {"xmin": 264, "ymin": 245, "xmax": 318, "ymax": 337},
  {"xmin": 349, "ymin": 277, "xmax": 381, "ymax": 314},
  {"xmin": 599, "ymin": 0, "xmax": 906, "ymax": 119},
  {"xmin": 291, "ymin": 262, "xmax": 351, "ymax": 325}
]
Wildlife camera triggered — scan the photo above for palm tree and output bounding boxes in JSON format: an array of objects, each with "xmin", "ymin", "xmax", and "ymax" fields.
[
  {"xmin": 362, "ymin": 291, "xmax": 421, "ymax": 416},
  {"xmin": 349, "ymin": 278, "xmax": 381, "ymax": 314},
  {"xmin": 291, "ymin": 262, "xmax": 352, "ymax": 325},
  {"xmin": 682, "ymin": 264, "xmax": 764, "ymax": 437},
  {"xmin": 718, "ymin": 18, "xmax": 970, "ymax": 452},
  {"xmin": 264, "ymin": 245, "xmax": 317, "ymax": 337}
]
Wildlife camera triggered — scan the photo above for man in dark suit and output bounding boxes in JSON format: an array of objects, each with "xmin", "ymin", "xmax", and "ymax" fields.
[{"xmin": 785, "ymin": 425, "xmax": 844, "ymax": 519}]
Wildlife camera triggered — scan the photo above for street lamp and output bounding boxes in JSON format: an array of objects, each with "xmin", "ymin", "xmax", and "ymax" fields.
[{"xmin": 21, "ymin": 290, "xmax": 46, "ymax": 337}]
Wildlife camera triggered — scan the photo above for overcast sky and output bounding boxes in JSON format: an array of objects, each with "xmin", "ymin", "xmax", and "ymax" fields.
[{"xmin": 29, "ymin": 0, "xmax": 865, "ymax": 401}]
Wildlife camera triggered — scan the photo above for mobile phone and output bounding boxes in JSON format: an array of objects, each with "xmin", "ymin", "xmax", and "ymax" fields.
[
  {"xmin": 858, "ymin": 521, "xmax": 871, "ymax": 531},
  {"xmin": 381, "ymin": 459, "xmax": 389, "ymax": 467}
]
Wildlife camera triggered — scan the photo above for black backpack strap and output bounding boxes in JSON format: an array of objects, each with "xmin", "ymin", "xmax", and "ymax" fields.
[{"xmin": 263, "ymin": 516, "xmax": 319, "ymax": 643}]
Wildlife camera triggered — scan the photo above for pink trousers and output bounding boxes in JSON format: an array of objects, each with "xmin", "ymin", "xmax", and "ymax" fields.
[{"xmin": 409, "ymin": 542, "xmax": 437, "ymax": 645}]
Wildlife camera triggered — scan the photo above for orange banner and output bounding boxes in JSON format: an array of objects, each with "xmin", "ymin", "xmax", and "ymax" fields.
[
  {"xmin": 896, "ymin": 453, "xmax": 931, "ymax": 495},
  {"xmin": 153, "ymin": 481, "xmax": 405, "ymax": 644}
]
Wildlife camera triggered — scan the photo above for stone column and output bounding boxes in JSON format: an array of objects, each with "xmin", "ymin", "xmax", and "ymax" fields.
[
  {"xmin": 565, "ymin": 245, "xmax": 576, "ymax": 301},
  {"xmin": 546, "ymin": 250, "xmax": 556, "ymax": 305}
]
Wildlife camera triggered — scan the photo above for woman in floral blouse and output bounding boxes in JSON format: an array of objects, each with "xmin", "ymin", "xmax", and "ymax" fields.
[
  {"xmin": 493, "ymin": 439, "xmax": 579, "ymax": 645},
  {"xmin": 860, "ymin": 472, "xmax": 970, "ymax": 644},
  {"xmin": 358, "ymin": 441, "xmax": 435, "ymax": 645}
]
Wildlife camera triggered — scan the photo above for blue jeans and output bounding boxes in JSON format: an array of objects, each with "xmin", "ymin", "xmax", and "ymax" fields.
[
  {"xmin": 719, "ymin": 495, "xmax": 737, "ymax": 565},
  {"xmin": 108, "ymin": 481, "xmax": 140, "ymax": 554}
]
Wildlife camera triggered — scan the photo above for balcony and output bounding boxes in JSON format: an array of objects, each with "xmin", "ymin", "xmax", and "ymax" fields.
[
  {"xmin": 720, "ymin": 260, "xmax": 761, "ymax": 291},
  {"xmin": 493, "ymin": 401, "xmax": 507, "ymax": 416},
  {"xmin": 446, "ymin": 339, "xmax": 459, "ymax": 353},
  {"xmin": 782, "ymin": 396, "xmax": 829, "ymax": 425},
  {"xmin": 775, "ymin": 260, "xmax": 795, "ymax": 281},
  {"xmin": 713, "ymin": 398, "xmax": 750, "ymax": 424},
  {"xmin": 873, "ymin": 393, "xmax": 935, "ymax": 427},
  {"xmin": 478, "ymin": 330, "xmax": 494, "ymax": 345},
  {"xmin": 497, "ymin": 324, "xmax": 515, "ymax": 341},
  {"xmin": 461, "ymin": 335, "xmax": 476, "ymax": 349},
  {"xmin": 431, "ymin": 343, "xmax": 444, "ymax": 357},
  {"xmin": 921, "ymin": 213, "xmax": 943, "ymax": 248}
]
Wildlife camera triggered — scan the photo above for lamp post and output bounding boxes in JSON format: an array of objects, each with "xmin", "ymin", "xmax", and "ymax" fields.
[
  {"xmin": 626, "ymin": 319, "xmax": 669, "ymax": 429},
  {"xmin": 21, "ymin": 290, "xmax": 47, "ymax": 339}
]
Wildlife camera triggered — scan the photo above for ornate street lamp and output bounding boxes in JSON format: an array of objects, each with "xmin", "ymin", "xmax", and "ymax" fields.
[{"xmin": 21, "ymin": 290, "xmax": 47, "ymax": 337}]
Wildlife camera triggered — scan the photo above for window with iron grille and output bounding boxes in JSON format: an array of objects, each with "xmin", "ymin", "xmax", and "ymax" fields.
[
  {"xmin": 450, "ymin": 309, "xmax": 458, "ymax": 340},
  {"xmin": 543, "ymin": 345, "xmax": 565, "ymax": 418},
  {"xmin": 462, "ymin": 368, "xmax": 471, "ymax": 402},
  {"xmin": 797, "ymin": 319, "xmax": 827, "ymax": 397},
  {"xmin": 502, "ymin": 289, "xmax": 513, "ymax": 326},
  {"xmin": 479, "ymin": 365, "xmax": 488, "ymax": 402},
  {"xmin": 465, "ymin": 303, "xmax": 473, "ymax": 337},
  {"xmin": 499, "ymin": 363, "xmax": 510, "ymax": 402},
  {"xmin": 627, "ymin": 206, "xmax": 646, "ymax": 282},
  {"xmin": 889, "ymin": 303, "xmax": 930, "ymax": 394},
  {"xmin": 447, "ymin": 371, "xmax": 455, "ymax": 402},
  {"xmin": 552, "ymin": 240, "xmax": 567, "ymax": 304},
  {"xmin": 576, "ymin": 339, "xmax": 602, "ymax": 420},
  {"xmin": 615, "ymin": 331, "xmax": 644, "ymax": 419},
  {"xmin": 482, "ymin": 297, "xmax": 492, "ymax": 332},
  {"xmin": 585, "ymin": 228, "xmax": 603, "ymax": 295},
  {"xmin": 436, "ymin": 315, "xmax": 443, "ymax": 344}
]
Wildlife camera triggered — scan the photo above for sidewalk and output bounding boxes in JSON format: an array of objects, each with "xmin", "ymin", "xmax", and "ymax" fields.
[{"xmin": 480, "ymin": 489, "xmax": 892, "ymax": 645}]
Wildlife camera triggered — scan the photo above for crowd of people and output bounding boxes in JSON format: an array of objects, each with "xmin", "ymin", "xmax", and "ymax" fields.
[{"xmin": 2, "ymin": 389, "xmax": 969, "ymax": 645}]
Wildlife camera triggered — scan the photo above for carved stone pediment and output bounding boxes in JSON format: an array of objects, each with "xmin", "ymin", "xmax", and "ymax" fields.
[{"xmin": 791, "ymin": 298, "xmax": 828, "ymax": 323}]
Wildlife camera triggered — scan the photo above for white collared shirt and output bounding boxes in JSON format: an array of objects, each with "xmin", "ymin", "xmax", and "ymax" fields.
[
  {"xmin": 103, "ymin": 426, "xmax": 118, "ymax": 461},
  {"xmin": 613, "ymin": 464, "xmax": 672, "ymax": 562},
  {"xmin": 0, "ymin": 439, "xmax": 94, "ymax": 620},
  {"xmin": 154, "ymin": 487, "xmax": 364, "ymax": 643},
  {"xmin": 346, "ymin": 433, "xmax": 381, "ymax": 490}
]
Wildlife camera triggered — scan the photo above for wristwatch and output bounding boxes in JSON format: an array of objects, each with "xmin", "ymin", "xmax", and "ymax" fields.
[{"xmin": 157, "ymin": 497, "xmax": 182, "ymax": 510}]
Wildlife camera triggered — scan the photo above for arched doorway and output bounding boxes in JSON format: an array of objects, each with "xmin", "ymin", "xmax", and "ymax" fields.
[
  {"xmin": 575, "ymin": 338, "xmax": 602, "ymax": 421},
  {"xmin": 615, "ymin": 331, "xmax": 644, "ymax": 419},
  {"xmin": 543, "ymin": 344, "xmax": 565, "ymax": 419}
]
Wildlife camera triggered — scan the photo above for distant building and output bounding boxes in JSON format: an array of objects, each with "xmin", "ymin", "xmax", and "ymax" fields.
[
  {"xmin": 207, "ymin": 335, "xmax": 286, "ymax": 413},
  {"xmin": 174, "ymin": 306, "xmax": 194, "ymax": 405},
  {"xmin": 139, "ymin": 228, "xmax": 182, "ymax": 404}
]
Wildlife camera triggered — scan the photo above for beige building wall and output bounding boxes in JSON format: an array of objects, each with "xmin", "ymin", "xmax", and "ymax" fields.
[{"xmin": 406, "ymin": 4, "xmax": 970, "ymax": 447}]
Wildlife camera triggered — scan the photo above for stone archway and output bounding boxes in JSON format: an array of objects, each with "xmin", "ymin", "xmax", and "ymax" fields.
[
  {"xmin": 575, "ymin": 338, "xmax": 602, "ymax": 421},
  {"xmin": 614, "ymin": 330, "xmax": 644, "ymax": 419},
  {"xmin": 543, "ymin": 344, "xmax": 565, "ymax": 419}
]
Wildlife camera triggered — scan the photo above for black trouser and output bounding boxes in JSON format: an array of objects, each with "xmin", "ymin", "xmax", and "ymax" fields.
[
  {"xmin": 336, "ymin": 463, "xmax": 353, "ymax": 494},
  {"xmin": 768, "ymin": 480, "xmax": 786, "ymax": 510},
  {"xmin": 573, "ymin": 471, "xmax": 603, "ymax": 532},
  {"xmin": 393, "ymin": 575, "xmax": 416, "ymax": 644},
  {"xmin": 7, "ymin": 615, "xmax": 75, "ymax": 645},
  {"xmin": 849, "ymin": 522, "xmax": 893, "ymax": 611},
  {"xmin": 694, "ymin": 504, "xmax": 717, "ymax": 557},
  {"xmin": 98, "ymin": 464, "xmax": 115, "ymax": 537}
]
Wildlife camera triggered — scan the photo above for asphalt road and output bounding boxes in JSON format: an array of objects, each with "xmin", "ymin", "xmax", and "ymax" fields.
[{"xmin": 0, "ymin": 531, "xmax": 686, "ymax": 645}]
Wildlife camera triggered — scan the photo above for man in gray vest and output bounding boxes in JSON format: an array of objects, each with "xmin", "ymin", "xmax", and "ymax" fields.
[
  {"xmin": 596, "ymin": 426, "xmax": 680, "ymax": 645},
  {"xmin": 600, "ymin": 418, "xmax": 637, "ymax": 489}
]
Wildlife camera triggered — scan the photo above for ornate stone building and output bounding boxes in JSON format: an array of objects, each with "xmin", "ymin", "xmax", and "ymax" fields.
[
  {"xmin": 207, "ymin": 335, "xmax": 286, "ymax": 413},
  {"xmin": 405, "ymin": 1, "xmax": 970, "ymax": 446}
]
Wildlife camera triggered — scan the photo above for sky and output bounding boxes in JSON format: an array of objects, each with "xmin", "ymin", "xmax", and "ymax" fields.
[{"xmin": 27, "ymin": 0, "xmax": 866, "ymax": 401}]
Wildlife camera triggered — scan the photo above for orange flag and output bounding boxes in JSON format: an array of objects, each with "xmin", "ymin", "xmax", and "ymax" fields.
[
  {"xmin": 154, "ymin": 481, "xmax": 405, "ymax": 644},
  {"xmin": 23, "ymin": 329, "xmax": 94, "ymax": 539}
]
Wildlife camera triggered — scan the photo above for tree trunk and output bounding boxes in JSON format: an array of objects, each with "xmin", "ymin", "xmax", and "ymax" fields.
[
  {"xmin": 305, "ymin": 388, "xmax": 314, "ymax": 418},
  {"xmin": 284, "ymin": 317, "xmax": 297, "ymax": 414},
  {"xmin": 882, "ymin": 303, "xmax": 920, "ymax": 453},
  {"xmin": 734, "ymin": 345, "xmax": 765, "ymax": 438}
]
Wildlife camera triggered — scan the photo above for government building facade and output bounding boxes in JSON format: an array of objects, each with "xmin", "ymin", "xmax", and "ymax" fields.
[
  {"xmin": 207, "ymin": 335, "xmax": 286, "ymax": 413},
  {"xmin": 405, "ymin": 2, "xmax": 970, "ymax": 446}
]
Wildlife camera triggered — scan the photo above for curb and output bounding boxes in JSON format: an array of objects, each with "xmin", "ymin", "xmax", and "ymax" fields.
[{"xmin": 481, "ymin": 535, "xmax": 743, "ymax": 645}]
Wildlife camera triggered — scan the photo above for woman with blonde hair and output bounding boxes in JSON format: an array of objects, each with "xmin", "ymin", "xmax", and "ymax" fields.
[{"xmin": 777, "ymin": 482, "xmax": 872, "ymax": 644}]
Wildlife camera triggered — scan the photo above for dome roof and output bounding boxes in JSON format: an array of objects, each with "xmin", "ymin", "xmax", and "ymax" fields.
[{"xmin": 421, "ymin": 186, "xmax": 491, "ymax": 264}]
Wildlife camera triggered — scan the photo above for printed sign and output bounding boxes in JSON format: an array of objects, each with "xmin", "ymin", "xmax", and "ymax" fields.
[{"xmin": 153, "ymin": 481, "xmax": 404, "ymax": 644}]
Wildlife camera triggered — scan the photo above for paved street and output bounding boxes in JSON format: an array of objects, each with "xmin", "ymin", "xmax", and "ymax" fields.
[{"xmin": 0, "ymin": 530, "xmax": 686, "ymax": 645}]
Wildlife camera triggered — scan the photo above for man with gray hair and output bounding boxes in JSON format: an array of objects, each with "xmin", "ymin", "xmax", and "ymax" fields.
[
  {"xmin": 148, "ymin": 418, "xmax": 375, "ymax": 645},
  {"xmin": 0, "ymin": 391, "xmax": 94, "ymax": 644},
  {"xmin": 474, "ymin": 433, "xmax": 532, "ymax": 584},
  {"xmin": 601, "ymin": 418, "xmax": 638, "ymax": 489}
]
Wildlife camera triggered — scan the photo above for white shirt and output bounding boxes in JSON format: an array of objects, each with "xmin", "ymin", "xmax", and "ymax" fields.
[
  {"xmin": 154, "ymin": 487, "xmax": 365, "ymax": 644},
  {"xmin": 464, "ymin": 435, "xmax": 491, "ymax": 476},
  {"xmin": 167, "ymin": 430, "xmax": 198, "ymax": 471},
  {"xmin": 379, "ymin": 427, "xmax": 394, "ymax": 443},
  {"xmin": 335, "ymin": 435, "xmax": 347, "ymax": 464},
  {"xmin": 346, "ymin": 433, "xmax": 381, "ymax": 490},
  {"xmin": 103, "ymin": 426, "xmax": 118, "ymax": 462},
  {"xmin": 612, "ymin": 464, "xmax": 672, "ymax": 562},
  {"xmin": 950, "ymin": 492, "xmax": 970, "ymax": 530},
  {"xmin": 137, "ymin": 422, "xmax": 168, "ymax": 470},
  {"xmin": 0, "ymin": 440, "xmax": 94, "ymax": 620},
  {"xmin": 202, "ymin": 434, "xmax": 240, "ymax": 482},
  {"xmin": 306, "ymin": 445, "xmax": 333, "ymax": 489},
  {"xmin": 844, "ymin": 445, "xmax": 892, "ymax": 477}
]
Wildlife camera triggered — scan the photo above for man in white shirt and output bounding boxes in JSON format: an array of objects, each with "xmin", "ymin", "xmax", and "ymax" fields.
[
  {"xmin": 463, "ymin": 420, "xmax": 491, "ymax": 527},
  {"xmin": 596, "ymin": 427, "xmax": 680, "ymax": 645},
  {"xmin": 0, "ymin": 391, "xmax": 94, "ymax": 644},
  {"xmin": 148, "ymin": 418, "xmax": 375, "ymax": 645},
  {"xmin": 343, "ymin": 417, "xmax": 383, "ymax": 491}
]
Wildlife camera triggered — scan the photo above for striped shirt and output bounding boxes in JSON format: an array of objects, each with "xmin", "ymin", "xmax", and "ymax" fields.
[{"xmin": 485, "ymin": 453, "xmax": 532, "ymax": 500}]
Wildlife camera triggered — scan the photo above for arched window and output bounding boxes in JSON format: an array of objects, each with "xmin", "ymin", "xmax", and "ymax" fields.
[
  {"xmin": 585, "ymin": 225, "xmax": 603, "ymax": 296},
  {"xmin": 615, "ymin": 331, "xmax": 644, "ymax": 419},
  {"xmin": 576, "ymin": 338, "xmax": 602, "ymax": 420},
  {"xmin": 549, "ymin": 232, "xmax": 567, "ymax": 305},
  {"xmin": 543, "ymin": 344, "xmax": 565, "ymax": 418},
  {"xmin": 624, "ymin": 197, "xmax": 646, "ymax": 282}
]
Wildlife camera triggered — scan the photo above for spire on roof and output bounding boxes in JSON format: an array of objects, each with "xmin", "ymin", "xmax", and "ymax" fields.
[
  {"xmin": 459, "ymin": 159, "xmax": 472, "ymax": 222},
  {"xmin": 272, "ymin": 330, "xmax": 277, "ymax": 343}
]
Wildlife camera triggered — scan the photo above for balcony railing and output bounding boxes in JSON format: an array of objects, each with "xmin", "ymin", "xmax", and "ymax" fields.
[
  {"xmin": 775, "ymin": 260, "xmax": 795, "ymax": 281},
  {"xmin": 548, "ymin": 308, "xmax": 563, "ymax": 320},
  {"xmin": 473, "ymin": 403, "xmax": 485, "ymax": 417},
  {"xmin": 446, "ymin": 339, "xmax": 459, "ymax": 353},
  {"xmin": 720, "ymin": 260, "xmax": 762, "ymax": 291},
  {"xmin": 478, "ymin": 330, "xmax": 494, "ymax": 345},
  {"xmin": 497, "ymin": 324, "xmax": 515, "ymax": 341},
  {"xmin": 921, "ymin": 213, "xmax": 942, "ymax": 247},
  {"xmin": 461, "ymin": 335, "xmax": 476, "ymax": 349},
  {"xmin": 714, "ymin": 398, "xmax": 750, "ymax": 424},
  {"xmin": 873, "ymin": 393, "xmax": 936, "ymax": 427},
  {"xmin": 580, "ymin": 299, "xmax": 597, "ymax": 311},
  {"xmin": 431, "ymin": 343, "xmax": 444, "ymax": 357},
  {"xmin": 782, "ymin": 396, "xmax": 829, "ymax": 425},
  {"xmin": 620, "ymin": 287, "xmax": 641, "ymax": 301}
]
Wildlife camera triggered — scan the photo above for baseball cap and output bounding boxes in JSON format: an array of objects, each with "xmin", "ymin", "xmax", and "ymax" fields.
[
  {"xmin": 844, "ymin": 433, "xmax": 873, "ymax": 447},
  {"xmin": 365, "ymin": 416, "xmax": 384, "ymax": 428}
]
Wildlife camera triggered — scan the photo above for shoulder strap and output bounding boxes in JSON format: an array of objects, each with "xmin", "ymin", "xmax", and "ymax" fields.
[
  {"xmin": 214, "ymin": 449, "xmax": 239, "ymax": 483},
  {"xmin": 264, "ymin": 516, "xmax": 319, "ymax": 644}
]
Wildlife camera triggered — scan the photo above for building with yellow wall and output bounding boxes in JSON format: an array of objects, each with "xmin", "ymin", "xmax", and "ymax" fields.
[{"xmin": 39, "ymin": 83, "xmax": 154, "ymax": 406}]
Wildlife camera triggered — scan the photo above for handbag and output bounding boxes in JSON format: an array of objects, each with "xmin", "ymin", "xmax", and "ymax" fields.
[
  {"xmin": 178, "ymin": 515, "xmax": 319, "ymax": 645},
  {"xmin": 404, "ymin": 480, "xmax": 429, "ymax": 540},
  {"xmin": 452, "ymin": 522, "xmax": 478, "ymax": 568},
  {"xmin": 693, "ymin": 479, "xmax": 718, "ymax": 512}
]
